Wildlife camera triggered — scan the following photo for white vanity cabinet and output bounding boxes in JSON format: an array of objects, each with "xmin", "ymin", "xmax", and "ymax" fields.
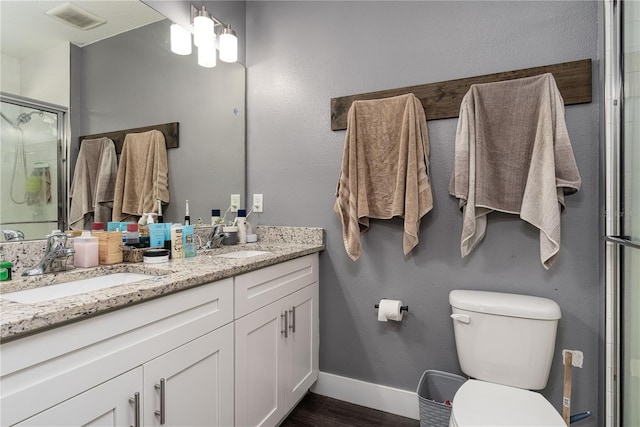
[
  {"xmin": 13, "ymin": 367, "xmax": 143, "ymax": 427},
  {"xmin": 1, "ymin": 252, "xmax": 321, "ymax": 427},
  {"xmin": 1, "ymin": 278, "xmax": 235, "ymax": 427},
  {"xmin": 143, "ymin": 323, "xmax": 234, "ymax": 427},
  {"xmin": 234, "ymin": 254, "xmax": 319, "ymax": 427}
]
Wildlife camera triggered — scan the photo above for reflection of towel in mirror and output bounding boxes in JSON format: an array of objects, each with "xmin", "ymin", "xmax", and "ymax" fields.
[
  {"xmin": 113, "ymin": 130, "xmax": 169, "ymax": 222},
  {"xmin": 449, "ymin": 73, "xmax": 581, "ymax": 269},
  {"xmin": 25, "ymin": 165, "xmax": 51, "ymax": 206},
  {"xmin": 334, "ymin": 93, "xmax": 433, "ymax": 261},
  {"xmin": 69, "ymin": 137, "xmax": 117, "ymax": 229}
]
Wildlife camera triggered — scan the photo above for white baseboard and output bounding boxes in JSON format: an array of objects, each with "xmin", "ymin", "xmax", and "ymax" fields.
[{"xmin": 310, "ymin": 371, "xmax": 420, "ymax": 420}]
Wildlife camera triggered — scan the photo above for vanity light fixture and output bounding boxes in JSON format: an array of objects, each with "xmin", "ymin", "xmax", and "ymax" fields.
[
  {"xmin": 170, "ymin": 24, "xmax": 192, "ymax": 55},
  {"xmin": 193, "ymin": 6, "xmax": 214, "ymax": 47},
  {"xmin": 198, "ymin": 38, "xmax": 217, "ymax": 68},
  {"xmin": 170, "ymin": 4, "xmax": 239, "ymax": 68},
  {"xmin": 219, "ymin": 25, "xmax": 238, "ymax": 63}
]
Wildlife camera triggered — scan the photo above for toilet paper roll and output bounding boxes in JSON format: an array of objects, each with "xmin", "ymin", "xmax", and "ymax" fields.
[{"xmin": 377, "ymin": 299, "xmax": 404, "ymax": 322}]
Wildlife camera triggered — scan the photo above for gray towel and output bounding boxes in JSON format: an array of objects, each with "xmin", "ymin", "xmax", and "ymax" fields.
[
  {"xmin": 449, "ymin": 73, "xmax": 581, "ymax": 269},
  {"xmin": 69, "ymin": 137, "xmax": 117, "ymax": 229},
  {"xmin": 335, "ymin": 93, "xmax": 433, "ymax": 260}
]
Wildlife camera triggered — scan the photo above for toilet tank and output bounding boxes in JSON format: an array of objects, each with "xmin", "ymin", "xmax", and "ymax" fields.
[{"xmin": 449, "ymin": 290, "xmax": 561, "ymax": 390}]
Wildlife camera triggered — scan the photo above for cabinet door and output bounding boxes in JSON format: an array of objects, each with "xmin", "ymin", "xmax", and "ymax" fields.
[
  {"xmin": 15, "ymin": 368, "xmax": 142, "ymax": 427},
  {"xmin": 235, "ymin": 299, "xmax": 288, "ymax": 427},
  {"xmin": 143, "ymin": 324, "xmax": 234, "ymax": 427},
  {"xmin": 284, "ymin": 282, "xmax": 319, "ymax": 407}
]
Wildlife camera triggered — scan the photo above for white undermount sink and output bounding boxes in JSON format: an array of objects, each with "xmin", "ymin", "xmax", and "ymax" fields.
[
  {"xmin": 2, "ymin": 273, "xmax": 158, "ymax": 304},
  {"xmin": 215, "ymin": 250, "xmax": 272, "ymax": 259}
]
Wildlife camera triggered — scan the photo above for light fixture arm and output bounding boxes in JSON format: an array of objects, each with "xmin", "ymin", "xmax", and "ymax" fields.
[{"xmin": 190, "ymin": 4, "xmax": 229, "ymax": 33}]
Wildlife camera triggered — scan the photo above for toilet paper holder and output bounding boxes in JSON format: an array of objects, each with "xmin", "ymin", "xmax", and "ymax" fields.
[{"xmin": 374, "ymin": 300, "xmax": 409, "ymax": 312}]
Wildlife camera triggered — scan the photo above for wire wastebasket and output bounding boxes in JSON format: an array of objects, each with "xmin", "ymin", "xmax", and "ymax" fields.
[{"xmin": 416, "ymin": 370, "xmax": 466, "ymax": 427}]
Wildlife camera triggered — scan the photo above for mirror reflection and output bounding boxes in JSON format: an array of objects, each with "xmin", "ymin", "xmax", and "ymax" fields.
[
  {"xmin": 1, "ymin": 96, "xmax": 65, "ymax": 239},
  {"xmin": 1, "ymin": 1, "xmax": 246, "ymax": 241}
]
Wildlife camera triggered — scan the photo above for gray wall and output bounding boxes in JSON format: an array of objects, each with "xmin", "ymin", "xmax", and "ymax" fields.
[
  {"xmin": 73, "ymin": 19, "xmax": 245, "ymax": 224},
  {"xmin": 245, "ymin": 1, "xmax": 601, "ymax": 424}
]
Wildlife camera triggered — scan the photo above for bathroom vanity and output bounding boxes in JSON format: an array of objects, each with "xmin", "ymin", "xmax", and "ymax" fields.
[{"xmin": 0, "ymin": 227, "xmax": 323, "ymax": 427}]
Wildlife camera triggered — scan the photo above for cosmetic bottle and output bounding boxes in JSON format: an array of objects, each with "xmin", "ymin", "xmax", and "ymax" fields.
[
  {"xmin": 157, "ymin": 200, "xmax": 164, "ymax": 223},
  {"xmin": 171, "ymin": 225, "xmax": 184, "ymax": 258},
  {"xmin": 184, "ymin": 200, "xmax": 191, "ymax": 225}
]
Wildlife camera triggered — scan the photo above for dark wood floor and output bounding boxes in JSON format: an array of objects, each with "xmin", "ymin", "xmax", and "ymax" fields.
[{"xmin": 280, "ymin": 393, "xmax": 420, "ymax": 427}]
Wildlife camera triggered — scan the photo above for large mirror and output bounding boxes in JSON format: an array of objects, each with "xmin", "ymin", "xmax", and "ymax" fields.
[{"xmin": 1, "ymin": 1, "xmax": 246, "ymax": 241}]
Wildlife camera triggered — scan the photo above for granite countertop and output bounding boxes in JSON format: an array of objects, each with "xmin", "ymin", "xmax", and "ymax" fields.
[{"xmin": 0, "ymin": 226, "xmax": 324, "ymax": 342}]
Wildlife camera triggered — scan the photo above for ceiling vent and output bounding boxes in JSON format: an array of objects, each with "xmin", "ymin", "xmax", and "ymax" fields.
[{"xmin": 46, "ymin": 3, "xmax": 106, "ymax": 31}]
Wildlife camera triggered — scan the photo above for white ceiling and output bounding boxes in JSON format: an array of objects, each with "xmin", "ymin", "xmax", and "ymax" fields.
[{"xmin": 1, "ymin": 1, "xmax": 165, "ymax": 59}]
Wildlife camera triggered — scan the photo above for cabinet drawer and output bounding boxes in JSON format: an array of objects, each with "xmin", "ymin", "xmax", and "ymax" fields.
[{"xmin": 235, "ymin": 254, "xmax": 318, "ymax": 319}]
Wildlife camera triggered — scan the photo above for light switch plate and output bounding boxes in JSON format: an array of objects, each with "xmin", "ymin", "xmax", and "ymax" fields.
[
  {"xmin": 230, "ymin": 194, "xmax": 240, "ymax": 212},
  {"xmin": 253, "ymin": 194, "xmax": 263, "ymax": 213}
]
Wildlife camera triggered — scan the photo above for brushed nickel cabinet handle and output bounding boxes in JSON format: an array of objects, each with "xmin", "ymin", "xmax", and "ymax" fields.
[
  {"xmin": 129, "ymin": 392, "xmax": 140, "ymax": 427},
  {"xmin": 289, "ymin": 307, "xmax": 296, "ymax": 333},
  {"xmin": 155, "ymin": 378, "xmax": 166, "ymax": 425},
  {"xmin": 281, "ymin": 311, "xmax": 288, "ymax": 338}
]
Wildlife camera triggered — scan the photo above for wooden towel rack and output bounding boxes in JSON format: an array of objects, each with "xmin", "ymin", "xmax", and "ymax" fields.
[
  {"xmin": 331, "ymin": 59, "xmax": 592, "ymax": 131},
  {"xmin": 79, "ymin": 122, "xmax": 179, "ymax": 154}
]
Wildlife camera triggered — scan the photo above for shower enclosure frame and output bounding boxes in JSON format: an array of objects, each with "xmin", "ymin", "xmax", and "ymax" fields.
[
  {"xmin": 604, "ymin": 0, "xmax": 640, "ymax": 426},
  {"xmin": 0, "ymin": 92, "xmax": 68, "ymax": 234}
]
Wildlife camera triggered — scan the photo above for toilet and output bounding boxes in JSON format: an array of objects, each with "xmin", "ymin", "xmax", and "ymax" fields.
[{"xmin": 448, "ymin": 290, "xmax": 566, "ymax": 427}]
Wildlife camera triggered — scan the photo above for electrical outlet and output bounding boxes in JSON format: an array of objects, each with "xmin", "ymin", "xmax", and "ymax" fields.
[
  {"xmin": 253, "ymin": 194, "xmax": 263, "ymax": 213},
  {"xmin": 230, "ymin": 194, "xmax": 241, "ymax": 212}
]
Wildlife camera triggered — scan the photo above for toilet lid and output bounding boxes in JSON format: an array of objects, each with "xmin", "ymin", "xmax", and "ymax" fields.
[{"xmin": 450, "ymin": 380, "xmax": 566, "ymax": 427}]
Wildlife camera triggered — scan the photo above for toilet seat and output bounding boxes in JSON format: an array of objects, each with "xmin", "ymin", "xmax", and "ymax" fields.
[{"xmin": 449, "ymin": 380, "xmax": 566, "ymax": 427}]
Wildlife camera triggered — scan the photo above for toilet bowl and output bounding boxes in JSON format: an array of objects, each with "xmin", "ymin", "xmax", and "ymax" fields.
[
  {"xmin": 449, "ymin": 290, "xmax": 565, "ymax": 427},
  {"xmin": 449, "ymin": 380, "xmax": 565, "ymax": 427}
]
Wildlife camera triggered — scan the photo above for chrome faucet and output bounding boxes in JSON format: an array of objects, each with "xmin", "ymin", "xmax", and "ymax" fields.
[
  {"xmin": 205, "ymin": 224, "xmax": 227, "ymax": 249},
  {"xmin": 22, "ymin": 232, "xmax": 75, "ymax": 276},
  {"xmin": 1, "ymin": 229, "xmax": 25, "ymax": 241}
]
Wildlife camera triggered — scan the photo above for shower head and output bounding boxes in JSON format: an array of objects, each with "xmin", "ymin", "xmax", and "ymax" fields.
[{"xmin": 16, "ymin": 111, "xmax": 43, "ymax": 125}]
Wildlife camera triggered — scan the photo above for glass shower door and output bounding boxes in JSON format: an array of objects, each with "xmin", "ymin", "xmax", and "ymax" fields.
[
  {"xmin": 618, "ymin": 1, "xmax": 639, "ymax": 425},
  {"xmin": 0, "ymin": 95, "xmax": 65, "ymax": 239}
]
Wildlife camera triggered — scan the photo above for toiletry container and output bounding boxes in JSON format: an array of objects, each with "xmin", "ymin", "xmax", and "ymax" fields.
[
  {"xmin": 92, "ymin": 223, "xmax": 123, "ymax": 265},
  {"xmin": 91, "ymin": 222, "xmax": 105, "ymax": 232},
  {"xmin": 73, "ymin": 231, "xmax": 99, "ymax": 268},
  {"xmin": 223, "ymin": 226, "xmax": 238, "ymax": 245},
  {"xmin": 182, "ymin": 225, "xmax": 196, "ymax": 257},
  {"xmin": 143, "ymin": 249, "xmax": 169, "ymax": 264},
  {"xmin": 237, "ymin": 209, "xmax": 247, "ymax": 244},
  {"xmin": 126, "ymin": 223, "xmax": 140, "ymax": 246},
  {"xmin": 184, "ymin": 200, "xmax": 191, "ymax": 225},
  {"xmin": 171, "ymin": 226, "xmax": 184, "ymax": 258},
  {"xmin": 0, "ymin": 261, "xmax": 13, "ymax": 281},
  {"xmin": 448, "ymin": 290, "xmax": 565, "ymax": 427}
]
